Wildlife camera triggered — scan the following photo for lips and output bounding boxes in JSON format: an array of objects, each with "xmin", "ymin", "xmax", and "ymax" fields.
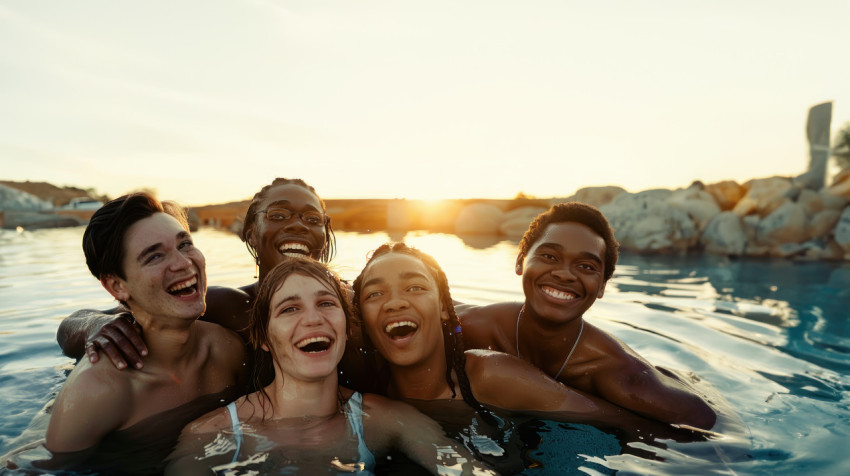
[
  {"xmin": 277, "ymin": 241, "xmax": 311, "ymax": 258},
  {"xmin": 295, "ymin": 334, "xmax": 333, "ymax": 353},
  {"xmin": 167, "ymin": 275, "xmax": 198, "ymax": 297},
  {"xmin": 384, "ymin": 320, "xmax": 419, "ymax": 339},
  {"xmin": 541, "ymin": 285, "xmax": 577, "ymax": 301}
]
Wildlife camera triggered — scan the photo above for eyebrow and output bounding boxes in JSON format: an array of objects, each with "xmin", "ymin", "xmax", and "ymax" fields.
[
  {"xmin": 361, "ymin": 271, "xmax": 430, "ymax": 289},
  {"xmin": 265, "ymin": 200, "xmax": 320, "ymax": 211},
  {"xmin": 272, "ymin": 289, "xmax": 337, "ymax": 311},
  {"xmin": 136, "ymin": 231, "xmax": 190, "ymax": 263}
]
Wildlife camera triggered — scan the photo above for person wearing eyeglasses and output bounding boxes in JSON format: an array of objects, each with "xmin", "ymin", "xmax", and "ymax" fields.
[{"xmin": 55, "ymin": 178, "xmax": 343, "ymax": 377}]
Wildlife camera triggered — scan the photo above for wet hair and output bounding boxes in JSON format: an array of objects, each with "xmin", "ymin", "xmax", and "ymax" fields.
[
  {"xmin": 240, "ymin": 178, "xmax": 336, "ymax": 264},
  {"xmin": 82, "ymin": 193, "xmax": 188, "ymax": 280},
  {"xmin": 519, "ymin": 202, "xmax": 619, "ymax": 281},
  {"xmin": 352, "ymin": 242, "xmax": 491, "ymax": 418},
  {"xmin": 249, "ymin": 257, "xmax": 352, "ymax": 415}
]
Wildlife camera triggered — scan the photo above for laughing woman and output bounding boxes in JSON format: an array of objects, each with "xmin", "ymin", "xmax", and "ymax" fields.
[{"xmin": 167, "ymin": 258, "xmax": 493, "ymax": 475}]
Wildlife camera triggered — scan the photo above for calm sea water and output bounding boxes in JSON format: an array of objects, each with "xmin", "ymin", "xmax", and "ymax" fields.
[{"xmin": 1, "ymin": 227, "xmax": 849, "ymax": 475}]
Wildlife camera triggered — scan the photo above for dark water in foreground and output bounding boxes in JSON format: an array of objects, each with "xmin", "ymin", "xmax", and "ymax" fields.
[{"xmin": 1, "ymin": 227, "xmax": 849, "ymax": 474}]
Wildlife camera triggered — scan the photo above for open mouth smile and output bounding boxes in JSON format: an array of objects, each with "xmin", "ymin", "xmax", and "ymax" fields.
[
  {"xmin": 278, "ymin": 242, "xmax": 311, "ymax": 258},
  {"xmin": 168, "ymin": 276, "xmax": 199, "ymax": 297},
  {"xmin": 541, "ymin": 285, "xmax": 577, "ymax": 301},
  {"xmin": 384, "ymin": 320, "xmax": 418, "ymax": 339},
  {"xmin": 295, "ymin": 335, "xmax": 333, "ymax": 353}
]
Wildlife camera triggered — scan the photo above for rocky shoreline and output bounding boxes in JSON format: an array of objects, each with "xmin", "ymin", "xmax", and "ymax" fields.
[{"xmin": 3, "ymin": 174, "xmax": 850, "ymax": 261}]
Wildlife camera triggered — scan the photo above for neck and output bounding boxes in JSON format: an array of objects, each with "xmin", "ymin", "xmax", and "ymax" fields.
[
  {"xmin": 517, "ymin": 305, "xmax": 584, "ymax": 366},
  {"xmin": 262, "ymin": 367, "xmax": 341, "ymax": 419},
  {"xmin": 133, "ymin": 313, "xmax": 200, "ymax": 369},
  {"xmin": 387, "ymin": 357, "xmax": 454, "ymax": 401}
]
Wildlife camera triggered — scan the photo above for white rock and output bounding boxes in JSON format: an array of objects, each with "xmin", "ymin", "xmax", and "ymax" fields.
[
  {"xmin": 701, "ymin": 212, "xmax": 746, "ymax": 255},
  {"xmin": 833, "ymin": 206, "xmax": 850, "ymax": 255},
  {"xmin": 756, "ymin": 200, "xmax": 808, "ymax": 245},
  {"xmin": 454, "ymin": 203, "xmax": 504, "ymax": 235},
  {"xmin": 732, "ymin": 176, "xmax": 793, "ymax": 217},
  {"xmin": 564, "ymin": 186, "xmax": 626, "ymax": 208},
  {"xmin": 669, "ymin": 186, "xmax": 721, "ymax": 231},
  {"xmin": 499, "ymin": 206, "xmax": 547, "ymax": 238},
  {"xmin": 600, "ymin": 190, "xmax": 698, "ymax": 253}
]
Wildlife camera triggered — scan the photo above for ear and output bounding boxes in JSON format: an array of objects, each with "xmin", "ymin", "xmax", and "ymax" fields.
[
  {"xmin": 101, "ymin": 275, "xmax": 130, "ymax": 302},
  {"xmin": 440, "ymin": 304, "xmax": 450, "ymax": 322},
  {"xmin": 246, "ymin": 224, "xmax": 258, "ymax": 250},
  {"xmin": 597, "ymin": 280, "xmax": 607, "ymax": 299},
  {"xmin": 261, "ymin": 342, "xmax": 270, "ymax": 352},
  {"xmin": 515, "ymin": 254, "xmax": 524, "ymax": 276}
]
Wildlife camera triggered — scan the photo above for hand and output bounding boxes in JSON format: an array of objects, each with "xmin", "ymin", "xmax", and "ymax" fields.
[{"xmin": 85, "ymin": 313, "xmax": 147, "ymax": 370}]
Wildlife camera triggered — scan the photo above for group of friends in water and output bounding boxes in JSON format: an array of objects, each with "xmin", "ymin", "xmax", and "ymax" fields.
[{"xmin": 33, "ymin": 177, "xmax": 719, "ymax": 474}]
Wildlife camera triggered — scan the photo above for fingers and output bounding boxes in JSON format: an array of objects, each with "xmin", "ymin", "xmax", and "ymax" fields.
[{"xmin": 85, "ymin": 315, "xmax": 148, "ymax": 370}]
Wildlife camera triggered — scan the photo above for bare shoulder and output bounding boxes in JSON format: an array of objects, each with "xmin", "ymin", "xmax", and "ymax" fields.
[
  {"xmin": 458, "ymin": 301, "xmax": 522, "ymax": 351},
  {"xmin": 181, "ymin": 404, "xmax": 235, "ymax": 435}
]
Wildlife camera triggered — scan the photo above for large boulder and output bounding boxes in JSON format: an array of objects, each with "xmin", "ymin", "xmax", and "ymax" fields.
[
  {"xmin": 669, "ymin": 184, "xmax": 721, "ymax": 231},
  {"xmin": 454, "ymin": 203, "xmax": 504, "ymax": 235},
  {"xmin": 565, "ymin": 186, "xmax": 627, "ymax": 208},
  {"xmin": 704, "ymin": 180, "xmax": 745, "ymax": 211},
  {"xmin": 756, "ymin": 200, "xmax": 809, "ymax": 246},
  {"xmin": 825, "ymin": 170, "xmax": 850, "ymax": 201},
  {"xmin": 809, "ymin": 209, "xmax": 842, "ymax": 239},
  {"xmin": 599, "ymin": 190, "xmax": 699, "ymax": 253},
  {"xmin": 733, "ymin": 176, "xmax": 793, "ymax": 217},
  {"xmin": 701, "ymin": 212, "xmax": 747, "ymax": 256},
  {"xmin": 499, "ymin": 206, "xmax": 547, "ymax": 239},
  {"xmin": 0, "ymin": 184, "xmax": 53, "ymax": 211}
]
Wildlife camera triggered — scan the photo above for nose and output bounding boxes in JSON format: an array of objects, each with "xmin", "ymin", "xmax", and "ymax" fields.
[
  {"xmin": 283, "ymin": 215, "xmax": 310, "ymax": 233},
  {"xmin": 550, "ymin": 265, "xmax": 576, "ymax": 282},
  {"xmin": 303, "ymin": 305, "xmax": 325, "ymax": 325},
  {"xmin": 169, "ymin": 250, "xmax": 193, "ymax": 271},
  {"xmin": 382, "ymin": 293, "xmax": 409, "ymax": 313}
]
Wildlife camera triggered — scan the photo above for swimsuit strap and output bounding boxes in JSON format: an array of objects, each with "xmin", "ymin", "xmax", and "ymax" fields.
[
  {"xmin": 226, "ymin": 401, "xmax": 243, "ymax": 463},
  {"xmin": 345, "ymin": 392, "xmax": 376, "ymax": 470}
]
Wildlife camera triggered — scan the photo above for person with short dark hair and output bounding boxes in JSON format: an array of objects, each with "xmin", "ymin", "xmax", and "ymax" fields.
[
  {"xmin": 458, "ymin": 202, "xmax": 717, "ymax": 430},
  {"xmin": 41, "ymin": 193, "xmax": 248, "ymax": 474}
]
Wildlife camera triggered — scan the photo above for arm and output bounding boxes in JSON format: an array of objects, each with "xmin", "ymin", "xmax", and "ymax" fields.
[
  {"xmin": 363, "ymin": 395, "xmax": 495, "ymax": 475},
  {"xmin": 465, "ymin": 350, "xmax": 713, "ymax": 442},
  {"xmin": 56, "ymin": 308, "xmax": 147, "ymax": 370},
  {"xmin": 42, "ymin": 364, "xmax": 129, "ymax": 468}
]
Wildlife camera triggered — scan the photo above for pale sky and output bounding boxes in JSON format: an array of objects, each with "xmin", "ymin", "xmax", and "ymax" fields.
[{"xmin": 2, "ymin": 0, "xmax": 848, "ymax": 205}]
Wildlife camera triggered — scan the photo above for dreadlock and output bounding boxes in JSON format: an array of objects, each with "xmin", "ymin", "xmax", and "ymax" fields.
[
  {"xmin": 239, "ymin": 178, "xmax": 337, "ymax": 264},
  {"xmin": 352, "ymin": 242, "xmax": 495, "ymax": 422}
]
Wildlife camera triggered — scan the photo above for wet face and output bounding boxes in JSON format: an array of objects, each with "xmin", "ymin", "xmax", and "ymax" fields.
[
  {"xmin": 358, "ymin": 253, "xmax": 448, "ymax": 369},
  {"xmin": 248, "ymin": 184, "xmax": 327, "ymax": 277},
  {"xmin": 265, "ymin": 274, "xmax": 347, "ymax": 382},
  {"xmin": 516, "ymin": 222, "xmax": 607, "ymax": 325},
  {"xmin": 104, "ymin": 213, "xmax": 207, "ymax": 323}
]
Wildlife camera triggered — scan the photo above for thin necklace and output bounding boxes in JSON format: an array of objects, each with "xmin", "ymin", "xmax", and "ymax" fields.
[{"xmin": 515, "ymin": 306, "xmax": 585, "ymax": 380}]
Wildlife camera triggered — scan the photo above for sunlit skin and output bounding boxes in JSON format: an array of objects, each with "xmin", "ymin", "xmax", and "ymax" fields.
[
  {"xmin": 247, "ymin": 184, "xmax": 327, "ymax": 285},
  {"xmin": 263, "ymin": 274, "xmax": 347, "ymax": 398},
  {"xmin": 459, "ymin": 220, "xmax": 718, "ymax": 429},
  {"xmin": 107, "ymin": 213, "xmax": 207, "ymax": 327},
  {"xmin": 359, "ymin": 253, "xmax": 451, "ymax": 398},
  {"xmin": 44, "ymin": 210, "xmax": 246, "ymax": 468}
]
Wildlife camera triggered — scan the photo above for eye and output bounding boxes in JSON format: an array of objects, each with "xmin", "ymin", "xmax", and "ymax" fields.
[
  {"xmin": 280, "ymin": 305, "xmax": 299, "ymax": 314},
  {"xmin": 267, "ymin": 208, "xmax": 292, "ymax": 221},
  {"xmin": 144, "ymin": 253, "xmax": 163, "ymax": 265},
  {"xmin": 318, "ymin": 299, "xmax": 339, "ymax": 308},
  {"xmin": 541, "ymin": 253, "xmax": 557, "ymax": 261},
  {"xmin": 407, "ymin": 285, "xmax": 425, "ymax": 292},
  {"xmin": 364, "ymin": 290, "xmax": 383, "ymax": 300},
  {"xmin": 302, "ymin": 212, "xmax": 325, "ymax": 226},
  {"xmin": 578, "ymin": 263, "xmax": 600, "ymax": 272},
  {"xmin": 178, "ymin": 239, "xmax": 194, "ymax": 250}
]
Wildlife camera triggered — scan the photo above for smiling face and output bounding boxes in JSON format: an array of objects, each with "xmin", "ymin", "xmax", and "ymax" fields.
[
  {"xmin": 103, "ymin": 213, "xmax": 207, "ymax": 324},
  {"xmin": 517, "ymin": 222, "xmax": 607, "ymax": 325},
  {"xmin": 358, "ymin": 253, "xmax": 449, "ymax": 369},
  {"xmin": 265, "ymin": 273, "xmax": 347, "ymax": 382},
  {"xmin": 247, "ymin": 184, "xmax": 327, "ymax": 278}
]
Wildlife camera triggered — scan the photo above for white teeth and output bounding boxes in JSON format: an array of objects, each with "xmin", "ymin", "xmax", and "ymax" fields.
[
  {"xmin": 168, "ymin": 276, "xmax": 197, "ymax": 292},
  {"xmin": 385, "ymin": 321, "xmax": 418, "ymax": 334},
  {"xmin": 278, "ymin": 243, "xmax": 310, "ymax": 255},
  {"xmin": 295, "ymin": 336, "xmax": 330, "ymax": 349},
  {"xmin": 543, "ymin": 287, "xmax": 575, "ymax": 300}
]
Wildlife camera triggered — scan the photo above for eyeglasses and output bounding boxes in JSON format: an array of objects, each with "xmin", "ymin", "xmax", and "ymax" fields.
[{"xmin": 256, "ymin": 207, "xmax": 326, "ymax": 226}]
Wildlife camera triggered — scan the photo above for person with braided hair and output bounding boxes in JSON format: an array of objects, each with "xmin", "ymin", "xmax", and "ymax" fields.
[
  {"xmin": 168, "ymin": 258, "xmax": 494, "ymax": 475},
  {"xmin": 56, "ymin": 178, "xmax": 338, "ymax": 371},
  {"xmin": 352, "ymin": 242, "xmax": 659, "ymax": 423}
]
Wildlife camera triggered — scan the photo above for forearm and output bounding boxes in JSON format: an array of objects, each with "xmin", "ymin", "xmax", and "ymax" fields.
[{"xmin": 56, "ymin": 309, "xmax": 120, "ymax": 358}]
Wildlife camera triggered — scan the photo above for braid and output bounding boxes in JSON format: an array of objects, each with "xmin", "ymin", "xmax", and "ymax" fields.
[
  {"xmin": 353, "ymin": 243, "xmax": 497, "ymax": 422},
  {"xmin": 240, "ymin": 178, "xmax": 337, "ymax": 263}
]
